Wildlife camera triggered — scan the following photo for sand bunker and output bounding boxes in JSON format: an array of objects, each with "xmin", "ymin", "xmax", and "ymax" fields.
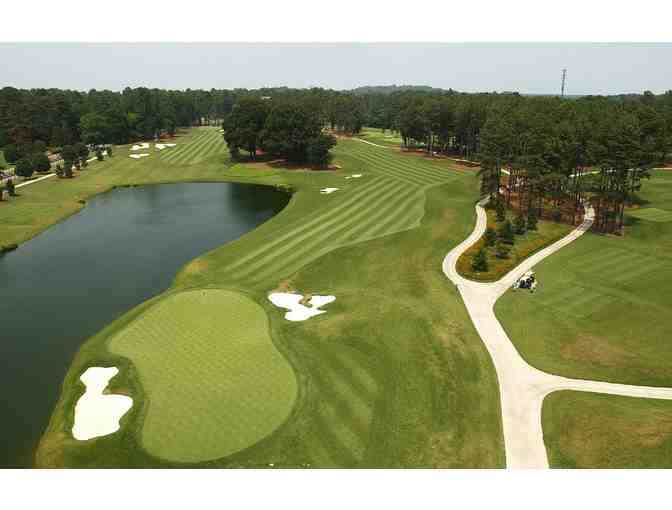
[
  {"xmin": 129, "ymin": 153, "xmax": 150, "ymax": 159},
  {"xmin": 72, "ymin": 367, "xmax": 133, "ymax": 441},
  {"xmin": 320, "ymin": 188, "xmax": 340, "ymax": 194},
  {"xmin": 268, "ymin": 292, "xmax": 336, "ymax": 321},
  {"xmin": 130, "ymin": 142, "xmax": 150, "ymax": 151},
  {"xmin": 155, "ymin": 143, "xmax": 177, "ymax": 150},
  {"xmin": 345, "ymin": 174, "xmax": 363, "ymax": 180}
]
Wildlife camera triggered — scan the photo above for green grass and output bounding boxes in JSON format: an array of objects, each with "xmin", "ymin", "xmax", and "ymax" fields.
[
  {"xmin": 456, "ymin": 209, "xmax": 573, "ymax": 281},
  {"xmin": 356, "ymin": 127, "xmax": 404, "ymax": 147},
  {"xmin": 495, "ymin": 170, "xmax": 672, "ymax": 388},
  {"xmin": 36, "ymin": 127, "xmax": 505, "ymax": 468},
  {"xmin": 0, "ymin": 128, "xmax": 237, "ymax": 247},
  {"xmin": 543, "ymin": 391, "xmax": 672, "ymax": 468},
  {"xmin": 107, "ymin": 289, "xmax": 297, "ymax": 463},
  {"xmin": 626, "ymin": 207, "xmax": 672, "ymax": 222}
]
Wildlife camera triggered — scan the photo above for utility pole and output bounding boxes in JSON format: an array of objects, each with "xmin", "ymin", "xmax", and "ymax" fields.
[{"xmin": 561, "ymin": 68, "xmax": 567, "ymax": 97}]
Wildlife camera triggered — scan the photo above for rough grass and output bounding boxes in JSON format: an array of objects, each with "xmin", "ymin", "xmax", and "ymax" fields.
[
  {"xmin": 456, "ymin": 209, "xmax": 572, "ymax": 281},
  {"xmin": 495, "ymin": 170, "xmax": 672, "ymax": 387},
  {"xmin": 543, "ymin": 391, "xmax": 672, "ymax": 468},
  {"xmin": 107, "ymin": 289, "xmax": 297, "ymax": 463},
  {"xmin": 36, "ymin": 127, "xmax": 505, "ymax": 468}
]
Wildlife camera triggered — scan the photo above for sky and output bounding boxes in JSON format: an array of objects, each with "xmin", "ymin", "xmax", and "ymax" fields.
[{"xmin": 0, "ymin": 43, "xmax": 670, "ymax": 95}]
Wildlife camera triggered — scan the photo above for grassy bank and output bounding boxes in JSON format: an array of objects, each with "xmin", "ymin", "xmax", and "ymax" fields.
[
  {"xmin": 35, "ymin": 128, "xmax": 505, "ymax": 468},
  {"xmin": 495, "ymin": 170, "xmax": 672, "ymax": 387},
  {"xmin": 543, "ymin": 391, "xmax": 672, "ymax": 468},
  {"xmin": 456, "ymin": 208, "xmax": 573, "ymax": 281}
]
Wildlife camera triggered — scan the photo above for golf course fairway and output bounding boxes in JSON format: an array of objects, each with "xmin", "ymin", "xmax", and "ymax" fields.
[
  {"xmin": 32, "ymin": 128, "xmax": 505, "ymax": 468},
  {"xmin": 107, "ymin": 289, "xmax": 297, "ymax": 462}
]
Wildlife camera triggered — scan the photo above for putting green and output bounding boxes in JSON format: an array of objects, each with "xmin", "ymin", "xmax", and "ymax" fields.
[{"xmin": 108, "ymin": 289, "xmax": 297, "ymax": 463}]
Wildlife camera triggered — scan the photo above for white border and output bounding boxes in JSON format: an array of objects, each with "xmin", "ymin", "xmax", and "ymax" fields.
[{"xmin": 2, "ymin": 0, "xmax": 672, "ymax": 42}]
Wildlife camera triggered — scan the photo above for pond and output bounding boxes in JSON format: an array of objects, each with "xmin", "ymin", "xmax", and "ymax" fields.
[{"xmin": 0, "ymin": 182, "xmax": 289, "ymax": 467}]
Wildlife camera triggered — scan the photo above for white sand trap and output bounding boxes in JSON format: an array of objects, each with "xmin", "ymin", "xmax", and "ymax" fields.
[
  {"xmin": 72, "ymin": 367, "xmax": 133, "ymax": 441},
  {"xmin": 129, "ymin": 153, "xmax": 150, "ymax": 159},
  {"xmin": 268, "ymin": 292, "xmax": 336, "ymax": 321},
  {"xmin": 155, "ymin": 143, "xmax": 177, "ymax": 150},
  {"xmin": 130, "ymin": 142, "xmax": 150, "ymax": 151},
  {"xmin": 345, "ymin": 174, "xmax": 363, "ymax": 180},
  {"xmin": 320, "ymin": 187, "xmax": 340, "ymax": 194}
]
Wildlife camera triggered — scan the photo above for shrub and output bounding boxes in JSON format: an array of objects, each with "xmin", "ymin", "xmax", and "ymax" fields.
[
  {"xmin": 32, "ymin": 140, "xmax": 47, "ymax": 155},
  {"xmin": 106, "ymin": 145, "xmax": 113, "ymax": 157},
  {"xmin": 484, "ymin": 227, "xmax": 497, "ymax": 247},
  {"xmin": 472, "ymin": 247, "xmax": 489, "ymax": 272},
  {"xmin": 495, "ymin": 197, "xmax": 506, "ymax": 222},
  {"xmin": 32, "ymin": 152, "xmax": 51, "ymax": 173},
  {"xmin": 6, "ymin": 179, "xmax": 15, "ymax": 196},
  {"xmin": 551, "ymin": 207, "xmax": 562, "ymax": 222},
  {"xmin": 63, "ymin": 160, "xmax": 74, "ymax": 178},
  {"xmin": 96, "ymin": 148, "xmax": 104, "ymax": 161},
  {"xmin": 15, "ymin": 157, "xmax": 34, "ymax": 178},
  {"xmin": 498, "ymin": 219, "xmax": 515, "ymax": 245},
  {"xmin": 527, "ymin": 208, "xmax": 538, "ymax": 231},
  {"xmin": 514, "ymin": 213, "xmax": 526, "ymax": 235},
  {"xmin": 495, "ymin": 240, "xmax": 511, "ymax": 259},
  {"xmin": 3, "ymin": 144, "xmax": 19, "ymax": 163}
]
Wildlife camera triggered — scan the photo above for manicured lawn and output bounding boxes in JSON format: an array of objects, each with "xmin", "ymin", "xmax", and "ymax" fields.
[
  {"xmin": 543, "ymin": 391, "xmax": 672, "ymax": 468},
  {"xmin": 495, "ymin": 170, "xmax": 672, "ymax": 387},
  {"xmin": 457, "ymin": 208, "xmax": 572, "ymax": 281},
  {"xmin": 357, "ymin": 127, "xmax": 404, "ymax": 147},
  {"xmin": 108, "ymin": 289, "xmax": 297, "ymax": 463},
  {"xmin": 36, "ymin": 128, "xmax": 505, "ymax": 468}
]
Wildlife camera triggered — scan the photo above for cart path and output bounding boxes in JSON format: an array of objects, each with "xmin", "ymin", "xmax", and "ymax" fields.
[
  {"xmin": 12, "ymin": 152, "xmax": 107, "ymax": 189},
  {"xmin": 442, "ymin": 198, "xmax": 672, "ymax": 468}
]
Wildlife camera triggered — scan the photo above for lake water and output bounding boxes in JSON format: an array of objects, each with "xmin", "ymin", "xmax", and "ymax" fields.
[{"xmin": 0, "ymin": 182, "xmax": 289, "ymax": 467}]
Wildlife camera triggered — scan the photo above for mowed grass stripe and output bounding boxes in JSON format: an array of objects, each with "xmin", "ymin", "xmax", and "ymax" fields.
[
  {"xmin": 567, "ymin": 248, "xmax": 661, "ymax": 283},
  {"xmin": 238, "ymin": 179, "xmax": 408, "ymax": 281},
  {"xmin": 311, "ymin": 370, "xmax": 372, "ymax": 448},
  {"xmin": 223, "ymin": 177, "xmax": 387, "ymax": 272},
  {"xmin": 343, "ymin": 143, "xmax": 455, "ymax": 185},
  {"xmin": 188, "ymin": 131, "xmax": 223, "ymax": 163},
  {"xmin": 627, "ymin": 207, "xmax": 672, "ymax": 222},
  {"xmin": 346, "ymin": 147, "xmax": 448, "ymax": 187},
  {"xmin": 198, "ymin": 133, "xmax": 227, "ymax": 161},
  {"xmin": 160, "ymin": 131, "xmax": 210, "ymax": 162},
  {"xmin": 340, "ymin": 146, "xmax": 430, "ymax": 186},
  {"xmin": 351, "ymin": 189, "xmax": 426, "ymax": 243},
  {"xmin": 160, "ymin": 133, "xmax": 208, "ymax": 163},
  {"xmin": 247, "ymin": 183, "xmax": 418, "ymax": 282},
  {"xmin": 345, "ymin": 148, "xmax": 435, "ymax": 186},
  {"xmin": 169, "ymin": 130, "xmax": 218, "ymax": 164},
  {"xmin": 174, "ymin": 130, "xmax": 221, "ymax": 164}
]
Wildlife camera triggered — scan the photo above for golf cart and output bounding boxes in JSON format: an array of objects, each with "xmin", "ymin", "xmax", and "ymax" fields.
[{"xmin": 513, "ymin": 270, "xmax": 537, "ymax": 292}]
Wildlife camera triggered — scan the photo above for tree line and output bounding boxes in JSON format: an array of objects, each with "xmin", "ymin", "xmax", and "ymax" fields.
[{"xmin": 2, "ymin": 84, "xmax": 670, "ymax": 234}]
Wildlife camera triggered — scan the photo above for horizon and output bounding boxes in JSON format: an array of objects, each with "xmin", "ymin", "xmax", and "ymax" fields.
[{"xmin": 1, "ymin": 43, "xmax": 670, "ymax": 96}]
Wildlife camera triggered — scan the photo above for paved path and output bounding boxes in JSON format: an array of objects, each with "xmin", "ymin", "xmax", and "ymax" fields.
[
  {"xmin": 442, "ymin": 198, "xmax": 672, "ymax": 468},
  {"xmin": 354, "ymin": 138, "xmax": 390, "ymax": 149},
  {"xmin": 10, "ymin": 152, "xmax": 105, "ymax": 190}
]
